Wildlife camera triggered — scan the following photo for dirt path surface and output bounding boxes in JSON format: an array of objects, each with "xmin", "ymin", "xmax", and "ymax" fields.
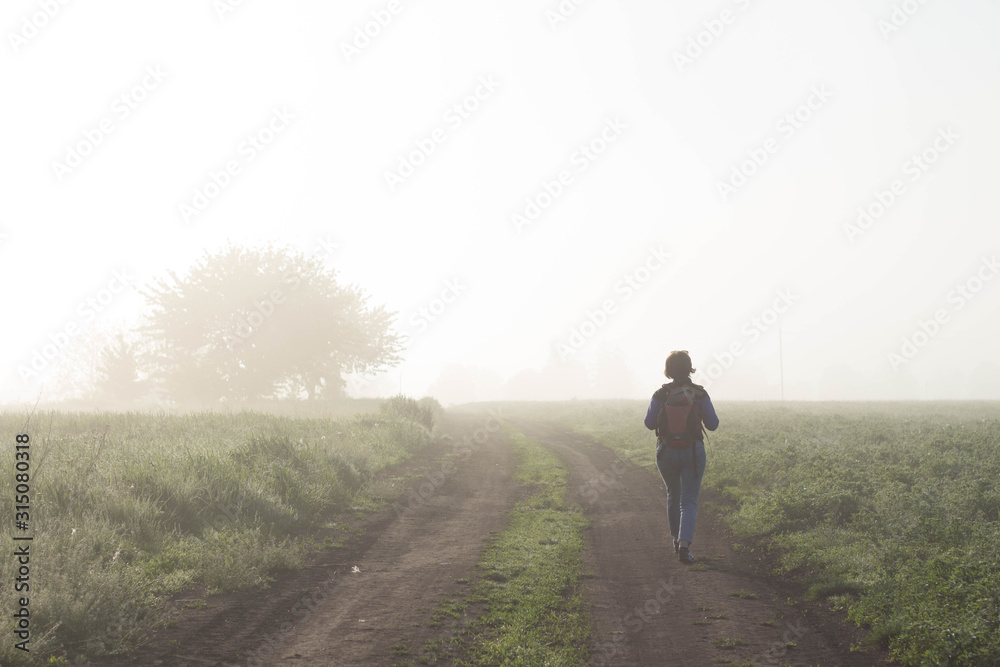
[
  {"xmin": 91, "ymin": 411, "xmax": 888, "ymax": 666},
  {"xmin": 90, "ymin": 409, "xmax": 517, "ymax": 667},
  {"xmin": 262, "ymin": 410, "xmax": 518, "ymax": 666},
  {"xmin": 511, "ymin": 418, "xmax": 886, "ymax": 667}
]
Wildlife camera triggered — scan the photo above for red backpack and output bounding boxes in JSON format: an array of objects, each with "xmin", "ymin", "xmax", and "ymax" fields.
[{"xmin": 655, "ymin": 382, "xmax": 707, "ymax": 448}]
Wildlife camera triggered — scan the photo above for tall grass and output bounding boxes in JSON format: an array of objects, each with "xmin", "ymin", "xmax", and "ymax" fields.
[
  {"xmin": 0, "ymin": 401, "xmax": 438, "ymax": 665},
  {"xmin": 521, "ymin": 400, "xmax": 1000, "ymax": 666},
  {"xmin": 379, "ymin": 394, "xmax": 442, "ymax": 432}
]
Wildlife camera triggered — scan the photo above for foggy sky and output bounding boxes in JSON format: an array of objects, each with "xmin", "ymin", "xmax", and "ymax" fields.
[{"xmin": 3, "ymin": 0, "xmax": 999, "ymax": 405}]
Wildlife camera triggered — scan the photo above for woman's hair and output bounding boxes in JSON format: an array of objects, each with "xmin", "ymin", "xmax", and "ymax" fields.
[{"xmin": 664, "ymin": 350, "xmax": 695, "ymax": 381}]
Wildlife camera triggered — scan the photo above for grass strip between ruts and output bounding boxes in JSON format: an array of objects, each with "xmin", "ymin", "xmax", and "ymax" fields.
[{"xmin": 462, "ymin": 428, "xmax": 591, "ymax": 666}]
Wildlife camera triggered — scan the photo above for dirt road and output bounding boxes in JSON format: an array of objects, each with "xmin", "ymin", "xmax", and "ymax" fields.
[
  {"xmin": 510, "ymin": 418, "xmax": 882, "ymax": 667},
  {"xmin": 95, "ymin": 408, "xmax": 885, "ymax": 666},
  {"xmin": 261, "ymin": 410, "xmax": 518, "ymax": 666}
]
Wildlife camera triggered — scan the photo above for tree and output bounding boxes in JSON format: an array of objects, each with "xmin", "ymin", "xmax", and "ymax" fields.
[
  {"xmin": 140, "ymin": 243, "xmax": 402, "ymax": 403},
  {"xmin": 95, "ymin": 330, "xmax": 142, "ymax": 403},
  {"xmin": 43, "ymin": 324, "xmax": 107, "ymax": 403}
]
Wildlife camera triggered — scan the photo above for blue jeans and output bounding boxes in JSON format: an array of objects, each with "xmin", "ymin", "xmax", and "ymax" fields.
[{"xmin": 655, "ymin": 438, "xmax": 706, "ymax": 545}]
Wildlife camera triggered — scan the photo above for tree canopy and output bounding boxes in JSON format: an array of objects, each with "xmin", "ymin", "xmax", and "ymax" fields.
[{"xmin": 140, "ymin": 243, "xmax": 401, "ymax": 403}]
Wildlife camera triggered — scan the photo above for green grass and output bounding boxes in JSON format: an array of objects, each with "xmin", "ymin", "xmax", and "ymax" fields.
[
  {"xmin": 462, "ymin": 430, "xmax": 590, "ymax": 666},
  {"xmin": 428, "ymin": 597, "xmax": 467, "ymax": 628},
  {"xmin": 805, "ymin": 578, "xmax": 864, "ymax": 601},
  {"xmin": 729, "ymin": 590, "xmax": 758, "ymax": 600},
  {"xmin": 504, "ymin": 399, "xmax": 1000, "ymax": 666},
  {"xmin": 0, "ymin": 401, "xmax": 438, "ymax": 666},
  {"xmin": 714, "ymin": 635, "xmax": 750, "ymax": 650}
]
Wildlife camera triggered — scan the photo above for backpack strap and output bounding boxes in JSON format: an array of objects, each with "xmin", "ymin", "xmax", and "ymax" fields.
[{"xmin": 690, "ymin": 385, "xmax": 709, "ymax": 477}]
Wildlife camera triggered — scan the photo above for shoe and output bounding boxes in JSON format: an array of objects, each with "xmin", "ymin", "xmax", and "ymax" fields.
[
  {"xmin": 679, "ymin": 546, "xmax": 694, "ymax": 564},
  {"xmin": 672, "ymin": 537, "xmax": 680, "ymax": 555}
]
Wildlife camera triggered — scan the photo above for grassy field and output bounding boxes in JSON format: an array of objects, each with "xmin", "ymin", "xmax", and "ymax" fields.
[
  {"xmin": 5, "ymin": 399, "xmax": 998, "ymax": 666},
  {"xmin": 522, "ymin": 399, "xmax": 1000, "ymax": 666},
  {"xmin": 0, "ymin": 396, "xmax": 440, "ymax": 666}
]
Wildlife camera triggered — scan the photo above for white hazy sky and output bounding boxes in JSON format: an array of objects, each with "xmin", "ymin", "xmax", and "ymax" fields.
[{"xmin": 2, "ymin": 0, "xmax": 999, "ymax": 404}]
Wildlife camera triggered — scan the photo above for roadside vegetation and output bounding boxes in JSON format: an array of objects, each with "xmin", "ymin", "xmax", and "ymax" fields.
[
  {"xmin": 532, "ymin": 399, "xmax": 1000, "ymax": 666},
  {"xmin": 0, "ymin": 396, "xmax": 440, "ymax": 666}
]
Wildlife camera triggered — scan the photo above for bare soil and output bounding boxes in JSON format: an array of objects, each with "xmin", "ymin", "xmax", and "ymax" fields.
[
  {"xmin": 511, "ymin": 418, "xmax": 890, "ymax": 667},
  {"xmin": 90, "ymin": 409, "xmax": 890, "ymax": 666}
]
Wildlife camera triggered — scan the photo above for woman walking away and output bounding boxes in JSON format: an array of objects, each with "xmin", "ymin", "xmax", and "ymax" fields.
[{"xmin": 644, "ymin": 350, "xmax": 719, "ymax": 564}]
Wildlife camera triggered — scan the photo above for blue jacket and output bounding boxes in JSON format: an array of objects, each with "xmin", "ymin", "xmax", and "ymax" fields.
[{"xmin": 644, "ymin": 382, "xmax": 719, "ymax": 437}]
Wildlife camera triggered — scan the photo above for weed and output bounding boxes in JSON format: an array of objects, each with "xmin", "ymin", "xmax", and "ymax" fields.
[
  {"xmin": 730, "ymin": 590, "xmax": 758, "ymax": 600},
  {"xmin": 714, "ymin": 635, "xmax": 750, "ymax": 649}
]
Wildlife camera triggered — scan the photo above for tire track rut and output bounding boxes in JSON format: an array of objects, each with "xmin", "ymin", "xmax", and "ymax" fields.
[{"xmin": 511, "ymin": 419, "xmax": 883, "ymax": 667}]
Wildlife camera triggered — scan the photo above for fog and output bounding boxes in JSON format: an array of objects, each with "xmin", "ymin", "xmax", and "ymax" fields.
[{"xmin": 3, "ymin": 0, "xmax": 999, "ymax": 407}]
